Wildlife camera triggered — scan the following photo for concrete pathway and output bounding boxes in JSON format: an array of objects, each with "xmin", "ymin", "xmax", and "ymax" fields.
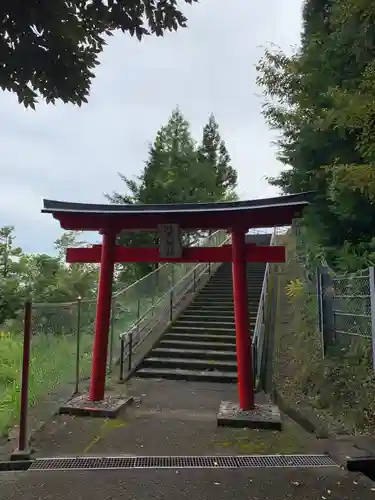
[
  {"xmin": 30, "ymin": 378, "xmax": 320, "ymax": 457},
  {"xmin": 0, "ymin": 378, "xmax": 374, "ymax": 499},
  {"xmin": 1, "ymin": 467, "xmax": 374, "ymax": 500}
]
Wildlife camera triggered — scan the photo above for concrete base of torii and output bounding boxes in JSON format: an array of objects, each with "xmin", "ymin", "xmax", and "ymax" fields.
[{"xmin": 216, "ymin": 400, "xmax": 282, "ymax": 430}]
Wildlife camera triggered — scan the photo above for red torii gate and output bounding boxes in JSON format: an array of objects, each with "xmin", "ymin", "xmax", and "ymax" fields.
[{"xmin": 42, "ymin": 192, "xmax": 311, "ymax": 410}]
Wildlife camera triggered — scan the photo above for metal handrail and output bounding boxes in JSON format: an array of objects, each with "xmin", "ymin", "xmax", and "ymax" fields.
[
  {"xmin": 252, "ymin": 227, "xmax": 278, "ymax": 386},
  {"xmin": 120, "ymin": 230, "xmax": 231, "ymax": 338},
  {"xmin": 119, "ymin": 230, "xmax": 230, "ymax": 340},
  {"xmin": 117, "ymin": 230, "xmax": 230, "ymax": 379},
  {"xmin": 117, "ymin": 225, "xmax": 283, "ymax": 384}
]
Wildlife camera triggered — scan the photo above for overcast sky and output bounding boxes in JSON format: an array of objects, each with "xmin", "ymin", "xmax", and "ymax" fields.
[{"xmin": 0, "ymin": 0, "xmax": 303, "ymax": 255}]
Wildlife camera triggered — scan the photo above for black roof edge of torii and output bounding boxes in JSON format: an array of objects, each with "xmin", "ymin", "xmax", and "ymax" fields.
[{"xmin": 41, "ymin": 191, "xmax": 314, "ymax": 215}]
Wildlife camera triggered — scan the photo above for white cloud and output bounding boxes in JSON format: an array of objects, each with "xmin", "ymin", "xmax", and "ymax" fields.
[{"xmin": 0, "ymin": 0, "xmax": 303, "ymax": 254}]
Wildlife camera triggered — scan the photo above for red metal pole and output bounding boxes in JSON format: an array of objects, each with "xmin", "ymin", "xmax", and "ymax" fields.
[
  {"xmin": 18, "ymin": 300, "xmax": 32, "ymax": 453},
  {"xmin": 89, "ymin": 231, "xmax": 116, "ymax": 401},
  {"xmin": 232, "ymin": 229, "xmax": 254, "ymax": 410}
]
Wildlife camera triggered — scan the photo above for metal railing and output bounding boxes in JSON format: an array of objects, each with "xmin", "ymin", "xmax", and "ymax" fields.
[
  {"xmin": 251, "ymin": 227, "xmax": 284, "ymax": 387},
  {"xmin": 117, "ymin": 229, "xmax": 230, "ymax": 379}
]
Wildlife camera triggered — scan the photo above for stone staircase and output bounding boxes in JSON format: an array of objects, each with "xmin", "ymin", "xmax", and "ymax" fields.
[{"xmin": 135, "ymin": 234, "xmax": 271, "ymax": 383}]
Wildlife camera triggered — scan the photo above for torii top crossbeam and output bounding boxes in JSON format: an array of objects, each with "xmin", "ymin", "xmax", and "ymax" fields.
[{"xmin": 42, "ymin": 192, "xmax": 313, "ymax": 231}]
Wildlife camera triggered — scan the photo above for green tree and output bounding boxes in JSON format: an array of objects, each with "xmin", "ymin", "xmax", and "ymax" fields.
[
  {"xmin": 0, "ymin": 227, "xmax": 24, "ymax": 324},
  {"xmin": 198, "ymin": 114, "xmax": 238, "ymax": 199},
  {"xmin": 54, "ymin": 231, "xmax": 87, "ymax": 261},
  {"xmin": 54, "ymin": 231, "xmax": 99, "ymax": 300},
  {"xmin": 0, "ymin": 227, "xmax": 22, "ymax": 278},
  {"xmin": 1, "ymin": 0, "xmax": 198, "ymax": 108},
  {"xmin": 13, "ymin": 232, "xmax": 98, "ymax": 304},
  {"xmin": 256, "ymin": 0, "xmax": 375, "ymax": 269}
]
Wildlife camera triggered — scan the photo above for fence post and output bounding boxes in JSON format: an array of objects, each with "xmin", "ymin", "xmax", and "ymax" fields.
[
  {"xmin": 128, "ymin": 332, "xmax": 133, "ymax": 373},
  {"xmin": 151, "ymin": 273, "xmax": 156, "ymax": 316},
  {"xmin": 136, "ymin": 298, "xmax": 140, "ymax": 335},
  {"xmin": 74, "ymin": 297, "xmax": 82, "ymax": 394},
  {"xmin": 119, "ymin": 336, "xmax": 125, "ymax": 382},
  {"xmin": 169, "ymin": 267, "xmax": 175, "ymax": 321},
  {"xmin": 108, "ymin": 297, "xmax": 115, "ymax": 374},
  {"xmin": 316, "ymin": 268, "xmax": 325, "ymax": 358},
  {"xmin": 369, "ymin": 267, "xmax": 375, "ymax": 372},
  {"xmin": 12, "ymin": 300, "xmax": 32, "ymax": 460},
  {"xmin": 320, "ymin": 266, "xmax": 335, "ymax": 354}
]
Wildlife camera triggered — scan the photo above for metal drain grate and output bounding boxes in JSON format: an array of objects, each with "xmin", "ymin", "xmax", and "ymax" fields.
[{"xmin": 29, "ymin": 454, "xmax": 337, "ymax": 471}]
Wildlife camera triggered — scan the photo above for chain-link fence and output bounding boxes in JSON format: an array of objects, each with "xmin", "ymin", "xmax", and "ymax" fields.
[
  {"xmin": 268, "ymin": 225, "xmax": 375, "ymax": 432},
  {"xmin": 314, "ymin": 266, "xmax": 372, "ymax": 357},
  {"xmin": 291, "ymin": 220, "xmax": 374, "ymax": 360},
  {"xmin": 331, "ymin": 271, "xmax": 371, "ymax": 345},
  {"xmin": 0, "ymin": 229, "xmax": 230, "ymax": 439}
]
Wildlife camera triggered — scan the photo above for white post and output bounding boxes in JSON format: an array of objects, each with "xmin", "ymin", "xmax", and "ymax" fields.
[{"xmin": 369, "ymin": 267, "xmax": 375, "ymax": 372}]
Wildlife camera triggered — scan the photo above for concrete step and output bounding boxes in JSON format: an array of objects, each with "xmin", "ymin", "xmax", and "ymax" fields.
[
  {"xmin": 184, "ymin": 309, "xmax": 257, "ymax": 318},
  {"xmin": 169, "ymin": 328, "xmax": 243, "ymax": 337},
  {"xmin": 207, "ymin": 277, "xmax": 263, "ymax": 281},
  {"xmin": 152, "ymin": 347, "xmax": 237, "ymax": 361},
  {"xmin": 174, "ymin": 319, "xmax": 236, "ymax": 329},
  {"xmin": 203, "ymin": 282, "xmax": 263, "ymax": 288},
  {"xmin": 170, "ymin": 324, "xmax": 237, "ymax": 333},
  {"xmin": 183, "ymin": 307, "xmax": 235, "ymax": 316},
  {"xmin": 181, "ymin": 313, "xmax": 236, "ymax": 322},
  {"xmin": 194, "ymin": 296, "xmax": 262, "ymax": 303},
  {"xmin": 136, "ymin": 367, "xmax": 237, "ymax": 383},
  {"xmin": 200, "ymin": 289, "xmax": 233, "ymax": 293},
  {"xmin": 202, "ymin": 281, "xmax": 233, "ymax": 285},
  {"xmin": 163, "ymin": 333, "xmax": 237, "ymax": 343},
  {"xmin": 169, "ymin": 321, "xmax": 258, "ymax": 332},
  {"xmin": 175, "ymin": 324, "xmax": 256, "ymax": 335},
  {"xmin": 189, "ymin": 301, "xmax": 259, "ymax": 309},
  {"xmin": 143, "ymin": 357, "xmax": 237, "ymax": 372},
  {"xmin": 177, "ymin": 317, "xmax": 236, "ymax": 327},
  {"xmin": 185, "ymin": 308, "xmax": 235, "ymax": 317},
  {"xmin": 206, "ymin": 279, "xmax": 264, "ymax": 286},
  {"xmin": 199, "ymin": 287, "xmax": 263, "ymax": 293},
  {"xmin": 207, "ymin": 274, "xmax": 263, "ymax": 278},
  {"xmin": 192, "ymin": 297, "xmax": 261, "ymax": 305},
  {"xmin": 159, "ymin": 339, "xmax": 237, "ymax": 351}
]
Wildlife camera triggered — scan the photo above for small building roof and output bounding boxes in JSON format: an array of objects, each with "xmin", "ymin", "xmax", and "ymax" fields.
[{"xmin": 42, "ymin": 192, "xmax": 313, "ymax": 232}]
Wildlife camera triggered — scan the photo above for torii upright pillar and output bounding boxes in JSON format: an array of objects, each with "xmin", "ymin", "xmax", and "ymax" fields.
[
  {"xmin": 89, "ymin": 230, "xmax": 116, "ymax": 401},
  {"xmin": 232, "ymin": 229, "xmax": 254, "ymax": 410}
]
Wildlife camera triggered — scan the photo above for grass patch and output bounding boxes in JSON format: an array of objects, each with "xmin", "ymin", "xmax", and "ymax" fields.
[
  {"xmin": 273, "ymin": 233, "xmax": 375, "ymax": 434},
  {"xmin": 0, "ymin": 262, "xmax": 206, "ymax": 440},
  {"xmin": 0, "ymin": 289, "xmax": 174, "ymax": 439},
  {"xmin": 0, "ymin": 331, "xmax": 94, "ymax": 438}
]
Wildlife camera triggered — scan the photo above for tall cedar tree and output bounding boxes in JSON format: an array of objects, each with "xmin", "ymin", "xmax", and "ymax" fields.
[
  {"xmin": 198, "ymin": 114, "xmax": 238, "ymax": 199},
  {"xmin": 1, "ymin": 0, "xmax": 198, "ymax": 108},
  {"xmin": 107, "ymin": 108, "xmax": 235, "ymax": 284}
]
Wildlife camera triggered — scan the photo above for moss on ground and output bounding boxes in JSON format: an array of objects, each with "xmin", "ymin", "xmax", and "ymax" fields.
[
  {"xmin": 273, "ymin": 233, "xmax": 375, "ymax": 435},
  {"xmin": 213, "ymin": 418, "xmax": 317, "ymax": 454}
]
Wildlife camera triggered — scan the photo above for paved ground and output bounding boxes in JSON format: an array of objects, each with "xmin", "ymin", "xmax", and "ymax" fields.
[
  {"xmin": 1, "ymin": 467, "xmax": 374, "ymax": 500},
  {"xmin": 30, "ymin": 378, "xmax": 321, "ymax": 457},
  {"xmin": 1, "ymin": 378, "xmax": 374, "ymax": 499}
]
